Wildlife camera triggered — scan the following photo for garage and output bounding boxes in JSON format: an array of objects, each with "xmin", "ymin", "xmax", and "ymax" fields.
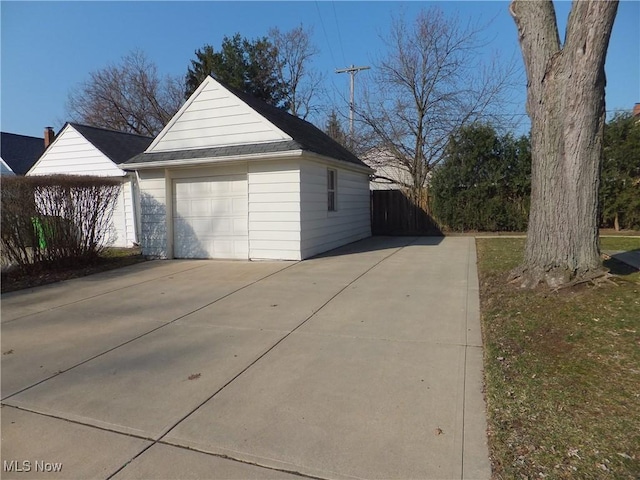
[
  {"xmin": 172, "ymin": 175, "xmax": 248, "ymax": 259},
  {"xmin": 126, "ymin": 76, "xmax": 372, "ymax": 260}
]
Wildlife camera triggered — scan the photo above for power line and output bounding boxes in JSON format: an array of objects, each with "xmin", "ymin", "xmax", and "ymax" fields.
[
  {"xmin": 315, "ymin": 1, "xmax": 337, "ymax": 69},
  {"xmin": 332, "ymin": 1, "xmax": 347, "ymax": 65}
]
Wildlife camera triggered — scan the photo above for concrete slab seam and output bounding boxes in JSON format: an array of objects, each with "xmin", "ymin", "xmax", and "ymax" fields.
[
  {"xmin": 157, "ymin": 440, "xmax": 335, "ymax": 480},
  {"xmin": 0, "ymin": 261, "xmax": 300, "ymax": 403},
  {"xmin": 1, "ymin": 262, "xmax": 212, "ymax": 325},
  {"xmin": 105, "ymin": 237, "xmax": 419, "ymax": 480},
  {"xmin": 1, "ymin": 403, "xmax": 156, "ymax": 443},
  {"xmin": 0, "ymin": 403, "xmax": 327, "ymax": 480}
]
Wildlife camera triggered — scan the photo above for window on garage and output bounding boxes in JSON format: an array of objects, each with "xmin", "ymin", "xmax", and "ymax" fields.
[{"xmin": 327, "ymin": 168, "xmax": 337, "ymax": 211}]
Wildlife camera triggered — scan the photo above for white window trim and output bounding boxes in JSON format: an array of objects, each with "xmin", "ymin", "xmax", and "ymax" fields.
[{"xmin": 327, "ymin": 168, "xmax": 337, "ymax": 212}]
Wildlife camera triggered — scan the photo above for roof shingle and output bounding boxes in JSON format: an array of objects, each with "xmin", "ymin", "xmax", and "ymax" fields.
[
  {"xmin": 0, "ymin": 132, "xmax": 45, "ymax": 175},
  {"xmin": 69, "ymin": 123, "xmax": 153, "ymax": 165}
]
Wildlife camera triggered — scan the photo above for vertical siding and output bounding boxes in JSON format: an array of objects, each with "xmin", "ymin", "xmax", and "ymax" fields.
[
  {"xmin": 248, "ymin": 161, "xmax": 301, "ymax": 260},
  {"xmin": 138, "ymin": 169, "xmax": 167, "ymax": 258},
  {"xmin": 300, "ymin": 160, "xmax": 371, "ymax": 258}
]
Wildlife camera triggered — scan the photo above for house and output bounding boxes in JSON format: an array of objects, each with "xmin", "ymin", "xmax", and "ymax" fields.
[
  {"xmin": 0, "ymin": 130, "xmax": 48, "ymax": 175},
  {"xmin": 27, "ymin": 123, "xmax": 153, "ymax": 248},
  {"xmin": 361, "ymin": 146, "xmax": 416, "ymax": 191},
  {"xmin": 125, "ymin": 76, "xmax": 372, "ymax": 260}
]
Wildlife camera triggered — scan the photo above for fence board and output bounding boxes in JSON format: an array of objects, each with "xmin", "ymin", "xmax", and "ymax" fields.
[{"xmin": 370, "ymin": 190, "xmax": 442, "ymax": 235}]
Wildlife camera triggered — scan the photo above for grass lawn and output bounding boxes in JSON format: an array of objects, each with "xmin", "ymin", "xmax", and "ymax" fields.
[{"xmin": 477, "ymin": 237, "xmax": 640, "ymax": 479}]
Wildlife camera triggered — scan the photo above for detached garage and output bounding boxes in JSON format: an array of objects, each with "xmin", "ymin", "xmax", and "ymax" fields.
[{"xmin": 125, "ymin": 76, "xmax": 372, "ymax": 261}]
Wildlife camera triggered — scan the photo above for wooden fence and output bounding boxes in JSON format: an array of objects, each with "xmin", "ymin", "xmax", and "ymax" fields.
[{"xmin": 370, "ymin": 190, "xmax": 442, "ymax": 236}]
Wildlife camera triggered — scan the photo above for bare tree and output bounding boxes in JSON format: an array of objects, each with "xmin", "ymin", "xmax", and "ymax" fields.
[
  {"xmin": 356, "ymin": 7, "xmax": 517, "ymax": 201},
  {"xmin": 509, "ymin": 0, "xmax": 619, "ymax": 289},
  {"xmin": 67, "ymin": 50, "xmax": 183, "ymax": 136},
  {"xmin": 270, "ymin": 25, "xmax": 323, "ymax": 119}
]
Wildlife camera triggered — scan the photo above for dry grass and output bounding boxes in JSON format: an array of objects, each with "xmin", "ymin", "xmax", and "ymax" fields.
[{"xmin": 477, "ymin": 237, "xmax": 640, "ymax": 480}]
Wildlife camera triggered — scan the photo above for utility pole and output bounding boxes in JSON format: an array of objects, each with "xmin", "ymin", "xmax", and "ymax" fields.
[{"xmin": 335, "ymin": 65, "xmax": 370, "ymax": 143}]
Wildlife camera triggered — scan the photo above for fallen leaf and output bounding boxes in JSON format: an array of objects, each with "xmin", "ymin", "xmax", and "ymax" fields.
[
  {"xmin": 567, "ymin": 448, "xmax": 580, "ymax": 459},
  {"xmin": 435, "ymin": 427, "xmax": 443, "ymax": 435},
  {"xmin": 188, "ymin": 373, "xmax": 201, "ymax": 380},
  {"xmin": 2, "ymin": 349, "xmax": 14, "ymax": 355}
]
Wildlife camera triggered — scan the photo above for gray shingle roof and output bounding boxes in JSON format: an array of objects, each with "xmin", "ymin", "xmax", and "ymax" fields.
[
  {"xmin": 1, "ymin": 132, "xmax": 45, "ymax": 175},
  {"xmin": 69, "ymin": 123, "xmax": 153, "ymax": 165},
  {"xmin": 125, "ymin": 77, "xmax": 367, "ymax": 169},
  {"xmin": 127, "ymin": 140, "xmax": 302, "ymax": 164}
]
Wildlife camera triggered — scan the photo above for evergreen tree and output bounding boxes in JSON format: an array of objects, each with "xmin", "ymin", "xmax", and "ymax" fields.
[
  {"xmin": 185, "ymin": 34, "xmax": 288, "ymax": 108},
  {"xmin": 325, "ymin": 110, "xmax": 348, "ymax": 147},
  {"xmin": 600, "ymin": 112, "xmax": 640, "ymax": 230},
  {"xmin": 430, "ymin": 123, "xmax": 531, "ymax": 232}
]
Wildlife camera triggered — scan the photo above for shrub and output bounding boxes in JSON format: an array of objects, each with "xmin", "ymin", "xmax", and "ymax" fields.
[
  {"xmin": 1, "ymin": 175, "xmax": 122, "ymax": 270},
  {"xmin": 430, "ymin": 123, "xmax": 531, "ymax": 232}
]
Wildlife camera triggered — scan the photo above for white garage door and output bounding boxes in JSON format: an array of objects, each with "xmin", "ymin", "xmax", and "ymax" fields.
[{"xmin": 173, "ymin": 175, "xmax": 248, "ymax": 259}]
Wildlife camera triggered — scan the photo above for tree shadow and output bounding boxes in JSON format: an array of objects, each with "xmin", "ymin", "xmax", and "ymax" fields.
[
  {"xmin": 603, "ymin": 249, "xmax": 640, "ymax": 276},
  {"xmin": 139, "ymin": 193, "xmax": 208, "ymax": 259}
]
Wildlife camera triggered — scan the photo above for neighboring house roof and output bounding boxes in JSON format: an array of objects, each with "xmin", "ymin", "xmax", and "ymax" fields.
[
  {"xmin": 0, "ymin": 132, "xmax": 45, "ymax": 175},
  {"xmin": 126, "ymin": 76, "xmax": 368, "ymax": 169},
  {"xmin": 68, "ymin": 123, "xmax": 153, "ymax": 165}
]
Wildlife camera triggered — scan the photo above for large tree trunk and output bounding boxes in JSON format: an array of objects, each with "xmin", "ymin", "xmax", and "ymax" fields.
[{"xmin": 509, "ymin": 0, "xmax": 619, "ymax": 288}]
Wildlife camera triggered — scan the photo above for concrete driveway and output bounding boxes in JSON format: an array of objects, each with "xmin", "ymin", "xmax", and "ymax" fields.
[{"xmin": 1, "ymin": 236, "xmax": 489, "ymax": 480}]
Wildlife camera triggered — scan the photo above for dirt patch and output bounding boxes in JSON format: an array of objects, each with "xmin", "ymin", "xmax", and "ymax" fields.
[{"xmin": 1, "ymin": 249, "xmax": 146, "ymax": 293}]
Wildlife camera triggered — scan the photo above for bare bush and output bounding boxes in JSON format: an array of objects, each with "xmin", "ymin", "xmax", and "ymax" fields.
[{"xmin": 1, "ymin": 175, "xmax": 122, "ymax": 271}]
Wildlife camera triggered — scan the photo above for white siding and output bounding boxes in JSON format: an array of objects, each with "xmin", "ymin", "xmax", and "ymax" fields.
[
  {"xmin": 28, "ymin": 124, "xmax": 137, "ymax": 248},
  {"xmin": 300, "ymin": 160, "xmax": 371, "ymax": 258},
  {"xmin": 28, "ymin": 125, "xmax": 124, "ymax": 177},
  {"xmin": 138, "ymin": 170, "xmax": 167, "ymax": 258},
  {"xmin": 248, "ymin": 161, "xmax": 301, "ymax": 260},
  {"xmin": 109, "ymin": 176, "xmax": 138, "ymax": 247},
  {"xmin": 148, "ymin": 77, "xmax": 291, "ymax": 153}
]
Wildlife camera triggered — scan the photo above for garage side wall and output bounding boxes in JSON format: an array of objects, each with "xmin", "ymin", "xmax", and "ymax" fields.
[
  {"xmin": 138, "ymin": 169, "xmax": 167, "ymax": 258},
  {"xmin": 248, "ymin": 161, "xmax": 301, "ymax": 260},
  {"xmin": 110, "ymin": 177, "xmax": 137, "ymax": 248},
  {"xmin": 299, "ymin": 160, "xmax": 371, "ymax": 259}
]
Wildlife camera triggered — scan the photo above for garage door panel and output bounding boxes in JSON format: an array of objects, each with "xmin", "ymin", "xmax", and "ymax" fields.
[{"xmin": 173, "ymin": 176, "xmax": 248, "ymax": 259}]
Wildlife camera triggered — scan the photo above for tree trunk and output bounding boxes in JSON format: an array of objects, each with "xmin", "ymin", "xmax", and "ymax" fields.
[{"xmin": 509, "ymin": 0, "xmax": 619, "ymax": 288}]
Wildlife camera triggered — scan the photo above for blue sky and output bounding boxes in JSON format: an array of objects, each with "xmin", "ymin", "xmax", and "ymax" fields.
[{"xmin": 1, "ymin": 1, "xmax": 638, "ymax": 139}]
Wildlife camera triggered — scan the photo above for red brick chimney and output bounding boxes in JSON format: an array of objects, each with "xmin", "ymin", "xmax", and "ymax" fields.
[
  {"xmin": 633, "ymin": 103, "xmax": 640, "ymax": 118},
  {"xmin": 44, "ymin": 127, "xmax": 55, "ymax": 148}
]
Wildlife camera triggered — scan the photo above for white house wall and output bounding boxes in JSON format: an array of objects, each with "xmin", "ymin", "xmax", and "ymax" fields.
[
  {"xmin": 148, "ymin": 77, "xmax": 291, "ymax": 153},
  {"xmin": 138, "ymin": 169, "xmax": 167, "ymax": 258},
  {"xmin": 110, "ymin": 177, "xmax": 137, "ymax": 248},
  {"xmin": 28, "ymin": 124, "xmax": 137, "ymax": 248},
  {"xmin": 248, "ymin": 161, "xmax": 301, "ymax": 260},
  {"xmin": 28, "ymin": 125, "xmax": 124, "ymax": 177},
  {"xmin": 300, "ymin": 160, "xmax": 371, "ymax": 259}
]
